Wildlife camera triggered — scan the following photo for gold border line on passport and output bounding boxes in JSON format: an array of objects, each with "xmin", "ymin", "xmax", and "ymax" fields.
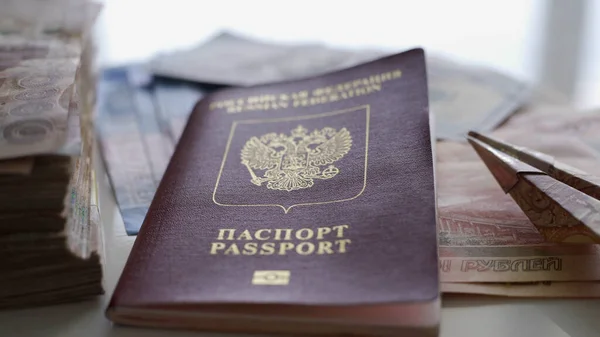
[{"xmin": 212, "ymin": 104, "xmax": 371, "ymax": 213}]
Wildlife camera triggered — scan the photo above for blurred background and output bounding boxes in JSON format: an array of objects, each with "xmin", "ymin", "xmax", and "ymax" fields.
[{"xmin": 94, "ymin": 0, "xmax": 600, "ymax": 109}]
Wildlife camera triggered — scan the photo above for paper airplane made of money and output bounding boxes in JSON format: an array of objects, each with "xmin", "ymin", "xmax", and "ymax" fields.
[{"xmin": 467, "ymin": 130, "xmax": 600, "ymax": 240}]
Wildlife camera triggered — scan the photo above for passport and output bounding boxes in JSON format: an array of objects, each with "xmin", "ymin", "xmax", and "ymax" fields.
[{"xmin": 106, "ymin": 48, "xmax": 440, "ymax": 336}]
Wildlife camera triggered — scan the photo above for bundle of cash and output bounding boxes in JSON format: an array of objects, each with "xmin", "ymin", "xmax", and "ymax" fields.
[{"xmin": 0, "ymin": 0, "xmax": 103, "ymax": 309}]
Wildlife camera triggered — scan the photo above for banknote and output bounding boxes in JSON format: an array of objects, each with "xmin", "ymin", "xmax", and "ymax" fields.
[
  {"xmin": 149, "ymin": 31, "xmax": 531, "ymax": 140},
  {"xmin": 150, "ymin": 31, "xmax": 385, "ymax": 86},
  {"xmin": 440, "ymin": 244, "xmax": 600, "ymax": 283},
  {"xmin": 437, "ymin": 126, "xmax": 600, "ymax": 283},
  {"xmin": 152, "ymin": 78, "xmax": 207, "ymax": 142},
  {"xmin": 66, "ymin": 163, "xmax": 99, "ymax": 260},
  {"xmin": 427, "ymin": 56, "xmax": 529, "ymax": 140},
  {"xmin": 0, "ymin": 0, "xmax": 102, "ymax": 35},
  {"xmin": 442, "ymin": 281, "xmax": 600, "ymax": 298},
  {"xmin": 96, "ymin": 67, "xmax": 158, "ymax": 235},
  {"xmin": 66, "ymin": 125, "xmax": 93, "ymax": 258},
  {"xmin": 96, "ymin": 66, "xmax": 205, "ymax": 235},
  {"xmin": 0, "ymin": 35, "xmax": 82, "ymax": 160},
  {"xmin": 55, "ymin": 85, "xmax": 82, "ymax": 155},
  {"xmin": 0, "ymin": 157, "xmax": 33, "ymax": 174},
  {"xmin": 499, "ymin": 105, "xmax": 600, "ymax": 155}
]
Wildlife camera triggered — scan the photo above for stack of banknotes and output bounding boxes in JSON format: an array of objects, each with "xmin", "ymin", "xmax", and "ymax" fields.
[
  {"xmin": 98, "ymin": 31, "xmax": 600, "ymax": 298},
  {"xmin": 0, "ymin": 0, "xmax": 103, "ymax": 309}
]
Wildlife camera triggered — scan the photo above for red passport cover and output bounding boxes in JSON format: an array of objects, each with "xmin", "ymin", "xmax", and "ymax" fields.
[{"xmin": 107, "ymin": 48, "xmax": 439, "ymax": 335}]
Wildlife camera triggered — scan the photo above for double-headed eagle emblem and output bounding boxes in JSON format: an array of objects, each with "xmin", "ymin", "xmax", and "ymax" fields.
[{"xmin": 241, "ymin": 125, "xmax": 352, "ymax": 191}]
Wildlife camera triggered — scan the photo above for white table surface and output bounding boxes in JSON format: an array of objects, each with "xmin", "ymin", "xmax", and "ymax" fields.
[{"xmin": 3, "ymin": 0, "xmax": 600, "ymax": 335}]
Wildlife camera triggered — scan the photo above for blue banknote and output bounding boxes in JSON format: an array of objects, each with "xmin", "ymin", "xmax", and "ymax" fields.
[{"xmin": 96, "ymin": 66, "xmax": 206, "ymax": 235}]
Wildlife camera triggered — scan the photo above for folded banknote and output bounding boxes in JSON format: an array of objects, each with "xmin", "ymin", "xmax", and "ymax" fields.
[{"xmin": 468, "ymin": 131, "xmax": 600, "ymax": 238}]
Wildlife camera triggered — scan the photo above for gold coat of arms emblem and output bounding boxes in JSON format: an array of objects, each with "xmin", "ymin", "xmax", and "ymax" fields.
[{"xmin": 241, "ymin": 125, "xmax": 352, "ymax": 192}]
